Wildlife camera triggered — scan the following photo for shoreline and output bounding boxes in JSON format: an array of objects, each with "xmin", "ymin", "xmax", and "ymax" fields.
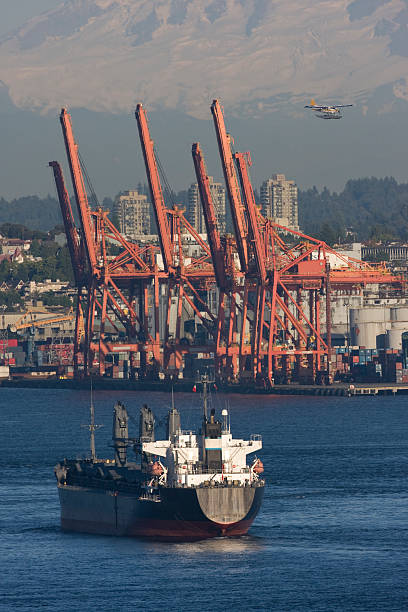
[{"xmin": 2, "ymin": 377, "xmax": 408, "ymax": 396}]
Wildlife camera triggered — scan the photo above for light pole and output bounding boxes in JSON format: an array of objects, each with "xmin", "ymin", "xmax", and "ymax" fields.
[{"xmin": 344, "ymin": 300, "xmax": 350, "ymax": 349}]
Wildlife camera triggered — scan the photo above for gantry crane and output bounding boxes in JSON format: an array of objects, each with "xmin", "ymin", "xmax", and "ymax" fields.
[
  {"xmin": 10, "ymin": 307, "xmax": 75, "ymax": 332},
  {"xmin": 208, "ymin": 101, "xmax": 403, "ymax": 385},
  {"xmin": 49, "ymin": 102, "xmax": 404, "ymax": 385}
]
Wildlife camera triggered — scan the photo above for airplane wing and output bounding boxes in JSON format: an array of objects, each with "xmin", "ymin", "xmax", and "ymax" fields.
[{"xmin": 304, "ymin": 103, "xmax": 353, "ymax": 109}]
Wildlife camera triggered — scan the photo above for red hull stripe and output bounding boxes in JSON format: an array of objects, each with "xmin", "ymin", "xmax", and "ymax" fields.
[{"xmin": 61, "ymin": 517, "xmax": 254, "ymax": 540}]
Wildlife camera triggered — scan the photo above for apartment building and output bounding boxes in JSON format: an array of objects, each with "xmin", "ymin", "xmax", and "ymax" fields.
[
  {"xmin": 187, "ymin": 178, "xmax": 226, "ymax": 234},
  {"xmin": 260, "ymin": 173, "xmax": 299, "ymax": 231},
  {"xmin": 113, "ymin": 190, "xmax": 151, "ymax": 238}
]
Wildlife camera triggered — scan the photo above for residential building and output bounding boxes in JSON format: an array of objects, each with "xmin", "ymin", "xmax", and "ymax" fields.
[
  {"xmin": 187, "ymin": 178, "xmax": 226, "ymax": 234},
  {"xmin": 0, "ymin": 238, "xmax": 31, "ymax": 254},
  {"xmin": 113, "ymin": 190, "xmax": 151, "ymax": 239},
  {"xmin": 260, "ymin": 174, "xmax": 299, "ymax": 231}
]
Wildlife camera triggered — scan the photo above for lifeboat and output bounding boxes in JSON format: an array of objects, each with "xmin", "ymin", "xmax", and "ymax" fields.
[
  {"xmin": 149, "ymin": 461, "xmax": 164, "ymax": 476},
  {"xmin": 252, "ymin": 458, "xmax": 264, "ymax": 474}
]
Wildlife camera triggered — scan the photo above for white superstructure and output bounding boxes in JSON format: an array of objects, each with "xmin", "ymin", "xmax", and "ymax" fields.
[{"xmin": 142, "ymin": 408, "xmax": 262, "ymax": 488}]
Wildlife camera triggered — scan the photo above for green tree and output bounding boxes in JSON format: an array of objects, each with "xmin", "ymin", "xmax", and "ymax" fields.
[{"xmin": 0, "ymin": 289, "xmax": 23, "ymax": 309}]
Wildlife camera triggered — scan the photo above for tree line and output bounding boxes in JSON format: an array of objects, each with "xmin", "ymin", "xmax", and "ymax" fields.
[
  {"xmin": 299, "ymin": 177, "xmax": 408, "ymax": 244},
  {"xmin": 2, "ymin": 177, "xmax": 408, "ymax": 247}
]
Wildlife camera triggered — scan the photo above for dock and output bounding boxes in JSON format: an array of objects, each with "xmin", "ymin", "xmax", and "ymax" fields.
[{"xmin": 2, "ymin": 376, "xmax": 408, "ymax": 397}]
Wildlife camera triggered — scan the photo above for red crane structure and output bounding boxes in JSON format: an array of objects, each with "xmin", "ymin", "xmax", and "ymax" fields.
[
  {"xmin": 193, "ymin": 100, "xmax": 403, "ymax": 385},
  {"xmin": 51, "ymin": 107, "xmax": 219, "ymax": 379},
  {"xmin": 50, "ymin": 103, "xmax": 403, "ymax": 385}
]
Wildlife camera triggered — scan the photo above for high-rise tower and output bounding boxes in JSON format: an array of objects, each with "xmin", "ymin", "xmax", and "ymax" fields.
[
  {"xmin": 113, "ymin": 190, "xmax": 151, "ymax": 238},
  {"xmin": 187, "ymin": 177, "xmax": 226, "ymax": 234},
  {"xmin": 260, "ymin": 174, "xmax": 299, "ymax": 231}
]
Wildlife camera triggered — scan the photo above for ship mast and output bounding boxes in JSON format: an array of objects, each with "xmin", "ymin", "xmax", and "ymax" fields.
[
  {"xmin": 202, "ymin": 375, "xmax": 208, "ymax": 420},
  {"xmin": 82, "ymin": 378, "xmax": 102, "ymax": 462},
  {"xmin": 90, "ymin": 382, "xmax": 96, "ymax": 461},
  {"xmin": 200, "ymin": 372, "xmax": 214, "ymax": 420}
]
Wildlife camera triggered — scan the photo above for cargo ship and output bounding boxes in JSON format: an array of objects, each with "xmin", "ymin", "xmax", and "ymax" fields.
[{"xmin": 54, "ymin": 378, "xmax": 265, "ymax": 540}]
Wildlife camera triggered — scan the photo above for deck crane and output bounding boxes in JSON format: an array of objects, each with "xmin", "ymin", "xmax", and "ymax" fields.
[
  {"xmin": 48, "ymin": 161, "xmax": 84, "ymax": 287},
  {"xmin": 211, "ymin": 99, "xmax": 248, "ymax": 273},
  {"xmin": 135, "ymin": 104, "xmax": 174, "ymax": 274}
]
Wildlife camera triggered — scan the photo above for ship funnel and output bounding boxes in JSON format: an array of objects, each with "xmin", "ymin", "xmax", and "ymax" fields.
[
  {"xmin": 222, "ymin": 408, "xmax": 229, "ymax": 433},
  {"xmin": 167, "ymin": 407, "xmax": 181, "ymax": 440},
  {"xmin": 113, "ymin": 401, "xmax": 129, "ymax": 466}
]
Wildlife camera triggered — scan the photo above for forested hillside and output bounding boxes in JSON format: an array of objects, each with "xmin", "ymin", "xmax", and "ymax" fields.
[
  {"xmin": 299, "ymin": 177, "xmax": 408, "ymax": 243},
  {"xmin": 0, "ymin": 196, "xmax": 61, "ymax": 231},
  {"xmin": 2, "ymin": 177, "xmax": 408, "ymax": 243}
]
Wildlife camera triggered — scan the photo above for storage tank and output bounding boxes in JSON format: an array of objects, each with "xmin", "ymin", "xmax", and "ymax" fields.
[
  {"xmin": 385, "ymin": 307, "xmax": 408, "ymax": 349},
  {"xmin": 390, "ymin": 307, "xmax": 408, "ymax": 322},
  {"xmin": 349, "ymin": 306, "xmax": 389, "ymax": 348},
  {"xmin": 386, "ymin": 327, "xmax": 405, "ymax": 350}
]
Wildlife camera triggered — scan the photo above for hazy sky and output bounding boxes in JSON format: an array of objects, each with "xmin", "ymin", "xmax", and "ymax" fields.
[
  {"xmin": 0, "ymin": 1, "xmax": 56, "ymax": 36},
  {"xmin": 1, "ymin": 1, "xmax": 408, "ymax": 200}
]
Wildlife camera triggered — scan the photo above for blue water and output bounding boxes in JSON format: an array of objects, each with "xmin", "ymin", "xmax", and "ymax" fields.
[{"xmin": 1, "ymin": 388, "xmax": 408, "ymax": 611}]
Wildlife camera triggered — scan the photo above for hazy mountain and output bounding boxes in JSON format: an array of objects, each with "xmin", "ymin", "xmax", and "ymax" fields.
[
  {"xmin": 2, "ymin": 0, "xmax": 408, "ymax": 200},
  {"xmin": 1, "ymin": 0, "xmax": 408, "ymax": 118}
]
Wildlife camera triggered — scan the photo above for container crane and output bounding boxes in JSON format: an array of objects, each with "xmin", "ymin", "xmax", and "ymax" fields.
[{"xmin": 48, "ymin": 101, "xmax": 404, "ymax": 386}]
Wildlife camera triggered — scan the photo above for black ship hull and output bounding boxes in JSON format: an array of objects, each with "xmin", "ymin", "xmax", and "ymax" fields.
[{"xmin": 58, "ymin": 483, "xmax": 264, "ymax": 541}]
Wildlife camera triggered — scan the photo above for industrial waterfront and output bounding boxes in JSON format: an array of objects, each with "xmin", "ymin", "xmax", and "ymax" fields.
[
  {"xmin": 2, "ymin": 3, "xmax": 408, "ymax": 612},
  {"xmin": 1, "ymin": 101, "xmax": 408, "ymax": 394}
]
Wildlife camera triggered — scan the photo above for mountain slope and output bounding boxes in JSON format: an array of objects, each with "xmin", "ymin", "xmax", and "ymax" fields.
[{"xmin": 1, "ymin": 0, "xmax": 408, "ymax": 117}]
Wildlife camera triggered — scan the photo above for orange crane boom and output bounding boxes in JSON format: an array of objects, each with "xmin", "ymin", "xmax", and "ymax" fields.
[
  {"xmin": 234, "ymin": 152, "xmax": 267, "ymax": 285},
  {"xmin": 192, "ymin": 142, "xmax": 228, "ymax": 290},
  {"xmin": 59, "ymin": 108, "xmax": 98, "ymax": 274},
  {"xmin": 49, "ymin": 161, "xmax": 84, "ymax": 286},
  {"xmin": 211, "ymin": 99, "xmax": 248, "ymax": 273},
  {"xmin": 135, "ymin": 104, "xmax": 173, "ymax": 274}
]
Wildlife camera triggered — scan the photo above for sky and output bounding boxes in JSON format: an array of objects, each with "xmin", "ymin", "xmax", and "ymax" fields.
[
  {"xmin": 0, "ymin": 1, "xmax": 56, "ymax": 36},
  {"xmin": 1, "ymin": 1, "xmax": 408, "ymax": 200}
]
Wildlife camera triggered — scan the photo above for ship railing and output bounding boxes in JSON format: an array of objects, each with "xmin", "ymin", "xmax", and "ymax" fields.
[
  {"xmin": 171, "ymin": 479, "xmax": 263, "ymax": 489},
  {"xmin": 250, "ymin": 434, "xmax": 262, "ymax": 442},
  {"xmin": 181, "ymin": 466, "xmax": 251, "ymax": 475}
]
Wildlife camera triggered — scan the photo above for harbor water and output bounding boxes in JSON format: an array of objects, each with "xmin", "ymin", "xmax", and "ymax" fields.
[{"xmin": 1, "ymin": 388, "xmax": 407, "ymax": 611}]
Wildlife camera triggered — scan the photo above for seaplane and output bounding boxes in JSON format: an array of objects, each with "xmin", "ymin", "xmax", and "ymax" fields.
[{"xmin": 304, "ymin": 99, "xmax": 353, "ymax": 119}]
